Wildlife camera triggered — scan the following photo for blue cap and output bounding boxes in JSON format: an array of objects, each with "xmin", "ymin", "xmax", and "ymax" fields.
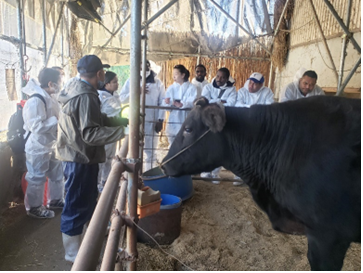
[
  {"xmin": 77, "ymin": 55, "xmax": 110, "ymax": 74},
  {"xmin": 248, "ymin": 72, "xmax": 264, "ymax": 84}
]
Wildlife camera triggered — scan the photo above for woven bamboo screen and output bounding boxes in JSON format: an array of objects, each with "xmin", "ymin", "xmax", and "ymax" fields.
[
  {"xmin": 157, "ymin": 38, "xmax": 272, "ymax": 92},
  {"xmin": 289, "ymin": 0, "xmax": 361, "ymax": 48}
]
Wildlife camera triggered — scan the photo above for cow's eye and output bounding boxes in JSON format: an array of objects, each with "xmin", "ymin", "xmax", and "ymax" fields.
[{"xmin": 184, "ymin": 127, "xmax": 193, "ymax": 134}]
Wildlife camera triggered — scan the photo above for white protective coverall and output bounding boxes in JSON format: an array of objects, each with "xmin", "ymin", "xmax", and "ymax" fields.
[
  {"xmin": 163, "ymin": 81, "xmax": 197, "ymax": 146},
  {"xmin": 235, "ymin": 80, "xmax": 274, "ymax": 107},
  {"xmin": 22, "ymin": 79, "xmax": 64, "ymax": 210},
  {"xmin": 200, "ymin": 78, "xmax": 237, "ymax": 183},
  {"xmin": 279, "ymin": 68, "xmax": 325, "ymax": 102},
  {"xmin": 191, "ymin": 77, "xmax": 209, "ymax": 98},
  {"xmin": 120, "ymin": 71, "xmax": 165, "ymax": 170},
  {"xmin": 97, "ymin": 89, "xmax": 122, "ymax": 191}
]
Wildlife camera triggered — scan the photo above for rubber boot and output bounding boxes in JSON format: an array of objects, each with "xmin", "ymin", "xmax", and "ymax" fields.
[{"xmin": 62, "ymin": 233, "xmax": 82, "ymax": 263}]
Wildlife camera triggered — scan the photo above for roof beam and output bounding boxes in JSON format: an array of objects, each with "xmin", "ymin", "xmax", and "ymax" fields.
[
  {"xmin": 208, "ymin": 0, "xmax": 271, "ymax": 55},
  {"xmin": 95, "ymin": 46, "xmax": 270, "ymax": 61},
  {"xmin": 322, "ymin": 0, "xmax": 361, "ymax": 53},
  {"xmin": 308, "ymin": 0, "xmax": 339, "ymax": 83},
  {"xmin": 141, "ymin": 0, "xmax": 179, "ymax": 30}
]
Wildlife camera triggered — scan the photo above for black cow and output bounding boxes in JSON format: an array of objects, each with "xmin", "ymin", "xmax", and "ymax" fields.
[{"xmin": 161, "ymin": 96, "xmax": 361, "ymax": 270}]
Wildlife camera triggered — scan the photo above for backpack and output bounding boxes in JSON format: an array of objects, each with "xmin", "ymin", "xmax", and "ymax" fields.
[{"xmin": 7, "ymin": 94, "xmax": 47, "ymax": 154}]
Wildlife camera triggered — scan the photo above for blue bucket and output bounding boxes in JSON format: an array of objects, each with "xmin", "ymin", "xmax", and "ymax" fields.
[
  {"xmin": 160, "ymin": 194, "xmax": 182, "ymax": 209},
  {"xmin": 142, "ymin": 167, "xmax": 194, "ymax": 201}
]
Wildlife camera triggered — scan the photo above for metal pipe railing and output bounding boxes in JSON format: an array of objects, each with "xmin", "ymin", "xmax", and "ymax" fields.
[
  {"xmin": 100, "ymin": 176, "xmax": 128, "ymax": 271},
  {"xmin": 71, "ymin": 138, "xmax": 129, "ymax": 271},
  {"xmin": 141, "ymin": 0, "xmax": 179, "ymax": 30}
]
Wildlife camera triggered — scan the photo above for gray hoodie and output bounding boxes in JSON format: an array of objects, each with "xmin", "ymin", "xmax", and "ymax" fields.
[{"xmin": 55, "ymin": 78, "xmax": 125, "ymax": 164}]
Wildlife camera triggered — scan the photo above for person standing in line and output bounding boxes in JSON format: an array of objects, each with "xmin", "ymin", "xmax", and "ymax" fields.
[
  {"xmin": 200, "ymin": 67, "xmax": 237, "ymax": 184},
  {"xmin": 97, "ymin": 71, "xmax": 123, "ymax": 192},
  {"xmin": 279, "ymin": 69, "xmax": 324, "ymax": 102},
  {"xmin": 163, "ymin": 64, "xmax": 197, "ymax": 147},
  {"xmin": 191, "ymin": 64, "xmax": 209, "ymax": 98},
  {"xmin": 22, "ymin": 68, "xmax": 65, "ymax": 218},
  {"xmin": 120, "ymin": 60, "xmax": 165, "ymax": 171},
  {"xmin": 56, "ymin": 55, "xmax": 128, "ymax": 263},
  {"xmin": 233, "ymin": 72, "xmax": 274, "ymax": 186}
]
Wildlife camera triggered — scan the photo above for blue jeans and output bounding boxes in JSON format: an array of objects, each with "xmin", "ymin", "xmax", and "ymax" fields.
[{"xmin": 61, "ymin": 162, "xmax": 99, "ymax": 236}]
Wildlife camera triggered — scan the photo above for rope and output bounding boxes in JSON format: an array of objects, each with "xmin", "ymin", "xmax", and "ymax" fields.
[
  {"xmin": 159, "ymin": 129, "xmax": 211, "ymax": 168},
  {"xmin": 132, "ymin": 219, "xmax": 194, "ymax": 271}
]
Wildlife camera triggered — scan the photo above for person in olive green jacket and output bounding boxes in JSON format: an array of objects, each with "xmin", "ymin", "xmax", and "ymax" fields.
[{"xmin": 55, "ymin": 55, "xmax": 128, "ymax": 263}]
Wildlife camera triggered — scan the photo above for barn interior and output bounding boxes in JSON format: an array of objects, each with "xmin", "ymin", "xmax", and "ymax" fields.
[{"xmin": 0, "ymin": 0, "xmax": 361, "ymax": 270}]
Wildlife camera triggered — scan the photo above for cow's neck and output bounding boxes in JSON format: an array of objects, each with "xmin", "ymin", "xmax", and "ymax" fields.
[{"xmin": 223, "ymin": 106, "xmax": 283, "ymax": 189}]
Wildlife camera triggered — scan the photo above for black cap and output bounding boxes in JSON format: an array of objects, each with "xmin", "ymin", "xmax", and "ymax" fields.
[{"xmin": 77, "ymin": 55, "xmax": 110, "ymax": 74}]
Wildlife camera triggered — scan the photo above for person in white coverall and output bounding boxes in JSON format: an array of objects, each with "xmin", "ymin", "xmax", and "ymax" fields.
[
  {"xmin": 97, "ymin": 71, "xmax": 122, "ymax": 192},
  {"xmin": 120, "ymin": 60, "xmax": 165, "ymax": 171},
  {"xmin": 200, "ymin": 67, "xmax": 237, "ymax": 184},
  {"xmin": 233, "ymin": 72, "xmax": 274, "ymax": 186},
  {"xmin": 163, "ymin": 64, "xmax": 197, "ymax": 147},
  {"xmin": 279, "ymin": 69, "xmax": 325, "ymax": 102},
  {"xmin": 22, "ymin": 68, "xmax": 64, "ymax": 219},
  {"xmin": 191, "ymin": 64, "xmax": 209, "ymax": 98}
]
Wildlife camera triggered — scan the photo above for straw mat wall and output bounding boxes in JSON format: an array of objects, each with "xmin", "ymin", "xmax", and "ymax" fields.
[
  {"xmin": 289, "ymin": 0, "xmax": 361, "ymax": 48},
  {"xmin": 157, "ymin": 39, "xmax": 272, "ymax": 92}
]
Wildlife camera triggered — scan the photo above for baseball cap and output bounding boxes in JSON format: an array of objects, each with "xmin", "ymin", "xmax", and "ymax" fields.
[
  {"xmin": 77, "ymin": 55, "xmax": 110, "ymax": 74},
  {"xmin": 248, "ymin": 72, "xmax": 264, "ymax": 84}
]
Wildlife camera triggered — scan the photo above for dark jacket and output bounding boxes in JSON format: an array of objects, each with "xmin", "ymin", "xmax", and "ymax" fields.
[{"xmin": 56, "ymin": 78, "xmax": 125, "ymax": 164}]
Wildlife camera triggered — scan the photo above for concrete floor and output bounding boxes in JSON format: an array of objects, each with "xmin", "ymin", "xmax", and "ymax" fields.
[{"xmin": 0, "ymin": 203, "xmax": 72, "ymax": 271}]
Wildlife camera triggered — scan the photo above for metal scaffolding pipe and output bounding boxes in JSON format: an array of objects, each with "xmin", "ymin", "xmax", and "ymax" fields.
[
  {"xmin": 308, "ymin": 0, "xmax": 339, "ymax": 83},
  {"xmin": 42, "ymin": 0, "xmax": 47, "ymax": 66},
  {"xmin": 126, "ymin": 0, "xmax": 143, "ymax": 270},
  {"xmin": 323, "ymin": 0, "xmax": 361, "ymax": 53},
  {"xmin": 336, "ymin": 56, "xmax": 361, "ymax": 96},
  {"xmin": 45, "ymin": 3, "xmax": 65, "ymax": 67},
  {"xmin": 337, "ymin": 0, "xmax": 352, "ymax": 90},
  {"xmin": 71, "ymin": 139, "xmax": 129, "ymax": 271},
  {"xmin": 208, "ymin": 0, "xmax": 271, "ymax": 55},
  {"xmin": 140, "ymin": 0, "xmax": 148, "ymax": 175},
  {"xmin": 141, "ymin": 0, "xmax": 179, "ymax": 30},
  {"xmin": 16, "ymin": 0, "xmax": 24, "ymax": 92},
  {"xmin": 273, "ymin": 0, "xmax": 290, "ymax": 38},
  {"xmin": 268, "ymin": 61, "xmax": 273, "ymax": 89},
  {"xmin": 61, "ymin": 14, "xmax": 64, "ymax": 66},
  {"xmin": 100, "ymin": 178, "xmax": 128, "ymax": 271}
]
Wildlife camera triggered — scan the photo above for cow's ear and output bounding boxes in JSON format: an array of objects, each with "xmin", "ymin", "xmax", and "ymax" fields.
[
  {"xmin": 194, "ymin": 96, "xmax": 209, "ymax": 107},
  {"xmin": 201, "ymin": 104, "xmax": 226, "ymax": 133}
]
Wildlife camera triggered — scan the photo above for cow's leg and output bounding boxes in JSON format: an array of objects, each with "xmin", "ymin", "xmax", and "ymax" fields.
[{"xmin": 306, "ymin": 232, "xmax": 351, "ymax": 270}]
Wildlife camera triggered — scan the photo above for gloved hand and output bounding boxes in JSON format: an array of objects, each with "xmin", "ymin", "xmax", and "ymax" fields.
[
  {"xmin": 154, "ymin": 119, "xmax": 163, "ymax": 133},
  {"xmin": 120, "ymin": 117, "xmax": 129, "ymax": 127}
]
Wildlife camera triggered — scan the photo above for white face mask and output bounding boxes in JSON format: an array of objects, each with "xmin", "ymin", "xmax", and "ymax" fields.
[
  {"xmin": 140, "ymin": 71, "xmax": 151, "ymax": 78},
  {"xmin": 52, "ymin": 83, "xmax": 60, "ymax": 94}
]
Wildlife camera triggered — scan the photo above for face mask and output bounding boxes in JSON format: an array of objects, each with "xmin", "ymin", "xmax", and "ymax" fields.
[
  {"xmin": 52, "ymin": 83, "xmax": 60, "ymax": 94},
  {"xmin": 97, "ymin": 81, "xmax": 105, "ymax": 89},
  {"xmin": 140, "ymin": 71, "xmax": 151, "ymax": 78}
]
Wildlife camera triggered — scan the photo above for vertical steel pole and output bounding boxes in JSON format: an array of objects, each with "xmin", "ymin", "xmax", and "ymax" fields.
[
  {"xmin": 42, "ymin": 0, "xmax": 47, "ymax": 66},
  {"xmin": 140, "ymin": 0, "xmax": 148, "ymax": 175},
  {"xmin": 17, "ymin": 0, "xmax": 24, "ymax": 94},
  {"xmin": 61, "ymin": 14, "xmax": 64, "ymax": 67},
  {"xmin": 337, "ymin": 0, "xmax": 352, "ymax": 90},
  {"xmin": 126, "ymin": 0, "xmax": 142, "ymax": 270}
]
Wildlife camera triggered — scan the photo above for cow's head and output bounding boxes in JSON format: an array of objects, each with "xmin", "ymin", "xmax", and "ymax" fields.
[{"xmin": 161, "ymin": 97, "xmax": 227, "ymax": 176}]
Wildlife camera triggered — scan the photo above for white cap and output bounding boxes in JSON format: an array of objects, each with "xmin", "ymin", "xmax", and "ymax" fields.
[{"xmin": 248, "ymin": 72, "xmax": 264, "ymax": 84}]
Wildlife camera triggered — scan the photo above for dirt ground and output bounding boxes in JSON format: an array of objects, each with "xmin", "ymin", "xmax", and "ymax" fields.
[{"xmin": 0, "ymin": 169, "xmax": 360, "ymax": 271}]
